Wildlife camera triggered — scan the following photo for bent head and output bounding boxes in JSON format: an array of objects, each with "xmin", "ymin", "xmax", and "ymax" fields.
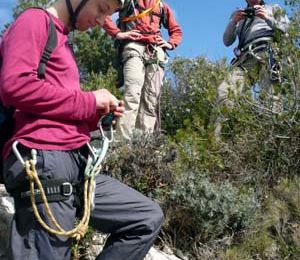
[{"xmin": 64, "ymin": 0, "xmax": 124, "ymax": 31}]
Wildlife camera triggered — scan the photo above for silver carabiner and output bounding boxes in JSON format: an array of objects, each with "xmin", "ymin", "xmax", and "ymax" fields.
[
  {"xmin": 12, "ymin": 141, "xmax": 25, "ymax": 166},
  {"xmin": 248, "ymin": 44, "xmax": 263, "ymax": 62},
  {"xmin": 12, "ymin": 141, "xmax": 38, "ymax": 166},
  {"xmin": 99, "ymin": 115, "xmax": 114, "ymax": 143},
  {"xmin": 86, "ymin": 142, "xmax": 97, "ymax": 162}
]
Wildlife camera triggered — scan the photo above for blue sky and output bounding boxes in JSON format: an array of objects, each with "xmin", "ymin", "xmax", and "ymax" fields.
[{"xmin": 0, "ymin": 0, "xmax": 287, "ymax": 62}]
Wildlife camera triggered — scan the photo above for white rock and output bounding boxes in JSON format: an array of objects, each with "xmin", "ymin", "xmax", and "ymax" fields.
[
  {"xmin": 144, "ymin": 247, "xmax": 182, "ymax": 260},
  {"xmin": 0, "ymin": 197, "xmax": 15, "ymax": 214}
]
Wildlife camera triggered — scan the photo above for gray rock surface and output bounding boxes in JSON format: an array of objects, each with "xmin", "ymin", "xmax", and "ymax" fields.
[{"xmin": 0, "ymin": 185, "xmax": 14, "ymax": 260}]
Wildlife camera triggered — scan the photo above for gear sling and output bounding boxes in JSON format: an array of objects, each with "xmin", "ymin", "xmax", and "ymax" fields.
[{"xmin": 0, "ymin": 8, "xmax": 57, "ymax": 183}]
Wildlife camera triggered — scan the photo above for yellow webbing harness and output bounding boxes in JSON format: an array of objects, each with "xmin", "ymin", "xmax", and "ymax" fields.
[{"xmin": 122, "ymin": 0, "xmax": 162, "ymax": 23}]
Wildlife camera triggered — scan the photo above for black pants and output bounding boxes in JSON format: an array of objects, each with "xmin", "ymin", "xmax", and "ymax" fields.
[{"xmin": 3, "ymin": 145, "xmax": 163, "ymax": 260}]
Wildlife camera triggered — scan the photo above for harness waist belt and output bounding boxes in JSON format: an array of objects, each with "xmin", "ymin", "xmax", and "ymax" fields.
[
  {"xmin": 242, "ymin": 41, "xmax": 270, "ymax": 52},
  {"xmin": 12, "ymin": 179, "xmax": 80, "ymax": 208}
]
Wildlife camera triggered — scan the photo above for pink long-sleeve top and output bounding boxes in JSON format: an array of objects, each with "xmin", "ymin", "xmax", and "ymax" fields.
[{"xmin": 0, "ymin": 8, "xmax": 99, "ymax": 159}]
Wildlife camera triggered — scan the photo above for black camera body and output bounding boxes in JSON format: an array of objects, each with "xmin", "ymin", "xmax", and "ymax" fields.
[{"xmin": 244, "ymin": 7, "xmax": 256, "ymax": 18}]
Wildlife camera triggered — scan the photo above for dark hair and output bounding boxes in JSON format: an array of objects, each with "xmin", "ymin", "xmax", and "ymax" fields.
[{"xmin": 246, "ymin": 0, "xmax": 266, "ymax": 7}]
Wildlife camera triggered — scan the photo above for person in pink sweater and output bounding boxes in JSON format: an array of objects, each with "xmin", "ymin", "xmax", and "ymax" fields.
[{"xmin": 0, "ymin": 0, "xmax": 164, "ymax": 259}]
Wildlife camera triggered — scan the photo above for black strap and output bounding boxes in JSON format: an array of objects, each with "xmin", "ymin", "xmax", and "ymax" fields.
[
  {"xmin": 12, "ymin": 179, "xmax": 80, "ymax": 208},
  {"xmin": 37, "ymin": 16, "xmax": 58, "ymax": 79},
  {"xmin": 66, "ymin": 0, "xmax": 76, "ymax": 28},
  {"xmin": 66, "ymin": 0, "xmax": 89, "ymax": 30},
  {"xmin": 74, "ymin": 0, "xmax": 89, "ymax": 23},
  {"xmin": 238, "ymin": 17, "xmax": 255, "ymax": 50}
]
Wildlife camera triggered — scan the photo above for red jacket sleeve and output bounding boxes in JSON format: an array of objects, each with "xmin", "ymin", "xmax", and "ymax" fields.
[
  {"xmin": 164, "ymin": 4, "xmax": 183, "ymax": 49},
  {"xmin": 103, "ymin": 16, "xmax": 121, "ymax": 38}
]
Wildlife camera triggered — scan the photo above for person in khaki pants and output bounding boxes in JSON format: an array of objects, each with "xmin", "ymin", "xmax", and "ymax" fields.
[
  {"xmin": 103, "ymin": 0, "xmax": 182, "ymax": 139},
  {"xmin": 214, "ymin": 0, "xmax": 289, "ymax": 139}
]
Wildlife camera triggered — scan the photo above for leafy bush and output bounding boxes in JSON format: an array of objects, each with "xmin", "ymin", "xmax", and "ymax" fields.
[
  {"xmin": 166, "ymin": 174, "xmax": 259, "ymax": 241},
  {"xmin": 104, "ymin": 133, "xmax": 177, "ymax": 198}
]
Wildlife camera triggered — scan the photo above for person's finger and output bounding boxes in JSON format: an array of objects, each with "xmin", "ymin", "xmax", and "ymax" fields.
[
  {"xmin": 113, "ymin": 111, "xmax": 123, "ymax": 118},
  {"xmin": 118, "ymin": 100, "xmax": 124, "ymax": 105},
  {"xmin": 110, "ymin": 99, "xmax": 119, "ymax": 111},
  {"xmin": 99, "ymin": 107, "xmax": 110, "ymax": 115},
  {"xmin": 116, "ymin": 105, "xmax": 125, "ymax": 112}
]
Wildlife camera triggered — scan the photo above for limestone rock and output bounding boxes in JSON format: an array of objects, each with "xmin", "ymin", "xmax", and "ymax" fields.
[{"xmin": 0, "ymin": 185, "xmax": 14, "ymax": 260}]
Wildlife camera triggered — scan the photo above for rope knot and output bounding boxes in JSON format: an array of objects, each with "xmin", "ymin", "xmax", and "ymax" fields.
[
  {"xmin": 25, "ymin": 160, "xmax": 36, "ymax": 181},
  {"xmin": 73, "ymin": 224, "xmax": 88, "ymax": 241}
]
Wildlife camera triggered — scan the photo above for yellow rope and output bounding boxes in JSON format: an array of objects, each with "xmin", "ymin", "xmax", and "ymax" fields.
[
  {"xmin": 24, "ymin": 159, "xmax": 94, "ymax": 242},
  {"xmin": 122, "ymin": 0, "xmax": 161, "ymax": 23}
]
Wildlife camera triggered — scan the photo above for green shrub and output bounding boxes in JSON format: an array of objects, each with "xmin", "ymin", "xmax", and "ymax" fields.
[
  {"xmin": 104, "ymin": 133, "xmax": 177, "ymax": 198},
  {"xmin": 167, "ymin": 174, "xmax": 260, "ymax": 241}
]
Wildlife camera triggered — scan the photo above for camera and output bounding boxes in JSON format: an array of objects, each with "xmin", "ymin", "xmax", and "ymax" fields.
[{"xmin": 244, "ymin": 7, "xmax": 256, "ymax": 18}]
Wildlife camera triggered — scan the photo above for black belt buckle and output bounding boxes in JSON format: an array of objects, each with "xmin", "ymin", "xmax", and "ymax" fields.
[{"xmin": 61, "ymin": 182, "xmax": 73, "ymax": 196}]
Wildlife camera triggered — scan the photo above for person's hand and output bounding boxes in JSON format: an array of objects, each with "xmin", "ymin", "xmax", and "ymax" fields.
[
  {"xmin": 116, "ymin": 30, "xmax": 142, "ymax": 41},
  {"xmin": 92, "ymin": 89, "xmax": 125, "ymax": 117},
  {"xmin": 232, "ymin": 9, "xmax": 246, "ymax": 24},
  {"xmin": 253, "ymin": 5, "xmax": 270, "ymax": 20},
  {"xmin": 155, "ymin": 35, "xmax": 173, "ymax": 50},
  {"xmin": 113, "ymin": 100, "xmax": 125, "ymax": 119}
]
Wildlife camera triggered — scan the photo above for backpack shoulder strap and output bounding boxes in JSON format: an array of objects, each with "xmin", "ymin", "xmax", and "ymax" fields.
[
  {"xmin": 35, "ymin": 9, "xmax": 58, "ymax": 79},
  {"xmin": 0, "ymin": 8, "xmax": 57, "ymax": 79},
  {"xmin": 159, "ymin": 1, "xmax": 167, "ymax": 29}
]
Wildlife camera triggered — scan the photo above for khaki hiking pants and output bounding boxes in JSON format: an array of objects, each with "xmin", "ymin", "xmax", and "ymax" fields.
[
  {"xmin": 215, "ymin": 52, "xmax": 281, "ymax": 138},
  {"xmin": 117, "ymin": 42, "xmax": 167, "ymax": 140}
]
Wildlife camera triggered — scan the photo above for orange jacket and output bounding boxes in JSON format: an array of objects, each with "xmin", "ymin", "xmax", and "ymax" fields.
[{"xmin": 103, "ymin": 0, "xmax": 182, "ymax": 49}]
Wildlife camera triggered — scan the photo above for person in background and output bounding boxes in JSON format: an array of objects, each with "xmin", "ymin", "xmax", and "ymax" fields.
[
  {"xmin": 103, "ymin": 0, "xmax": 182, "ymax": 139},
  {"xmin": 214, "ymin": 0, "xmax": 289, "ymax": 139}
]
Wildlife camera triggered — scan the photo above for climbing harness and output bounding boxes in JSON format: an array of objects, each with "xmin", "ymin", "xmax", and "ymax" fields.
[
  {"xmin": 232, "ymin": 40, "xmax": 282, "ymax": 76},
  {"xmin": 233, "ymin": 41, "xmax": 282, "ymax": 84},
  {"xmin": 232, "ymin": 40, "xmax": 271, "ymax": 66},
  {"xmin": 144, "ymin": 43, "xmax": 169, "ymax": 68},
  {"xmin": 11, "ymin": 114, "xmax": 114, "ymax": 249}
]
